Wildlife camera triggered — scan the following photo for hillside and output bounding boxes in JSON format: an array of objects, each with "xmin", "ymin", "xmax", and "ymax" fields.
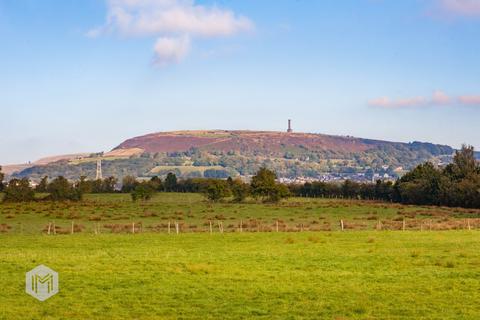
[
  {"xmin": 115, "ymin": 130, "xmax": 452, "ymax": 157},
  {"xmin": 2, "ymin": 153, "xmax": 91, "ymax": 175},
  {"xmin": 10, "ymin": 130, "xmax": 459, "ymax": 182}
]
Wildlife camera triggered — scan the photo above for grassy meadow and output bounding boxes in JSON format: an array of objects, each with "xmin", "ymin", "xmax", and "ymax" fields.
[
  {"xmin": 1, "ymin": 193, "xmax": 480, "ymax": 319},
  {"xmin": 1, "ymin": 193, "xmax": 480, "ymax": 235}
]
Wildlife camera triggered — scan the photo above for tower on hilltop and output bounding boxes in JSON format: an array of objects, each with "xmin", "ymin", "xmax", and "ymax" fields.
[
  {"xmin": 96, "ymin": 159, "xmax": 102, "ymax": 180},
  {"xmin": 287, "ymin": 119, "xmax": 293, "ymax": 133}
]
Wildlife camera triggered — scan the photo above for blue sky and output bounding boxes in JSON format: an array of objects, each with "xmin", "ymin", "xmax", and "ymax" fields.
[{"xmin": 1, "ymin": 0, "xmax": 480, "ymax": 164}]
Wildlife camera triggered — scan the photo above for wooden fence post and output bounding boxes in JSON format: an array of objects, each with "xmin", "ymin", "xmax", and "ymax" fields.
[
  {"xmin": 402, "ymin": 219, "xmax": 406, "ymax": 231},
  {"xmin": 276, "ymin": 220, "xmax": 279, "ymax": 232},
  {"xmin": 168, "ymin": 221, "xmax": 171, "ymax": 234},
  {"xmin": 239, "ymin": 220, "xmax": 243, "ymax": 233},
  {"xmin": 175, "ymin": 221, "xmax": 179, "ymax": 234},
  {"xmin": 467, "ymin": 219, "xmax": 471, "ymax": 231},
  {"xmin": 47, "ymin": 222, "xmax": 51, "ymax": 235},
  {"xmin": 218, "ymin": 221, "xmax": 223, "ymax": 233},
  {"xmin": 71, "ymin": 221, "xmax": 74, "ymax": 234},
  {"xmin": 209, "ymin": 221, "xmax": 213, "ymax": 234},
  {"xmin": 340, "ymin": 220, "xmax": 344, "ymax": 231},
  {"xmin": 132, "ymin": 222, "xmax": 135, "ymax": 234}
]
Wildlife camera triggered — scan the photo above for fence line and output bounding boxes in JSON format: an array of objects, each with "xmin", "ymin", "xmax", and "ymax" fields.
[{"xmin": 2, "ymin": 218, "xmax": 478, "ymax": 235}]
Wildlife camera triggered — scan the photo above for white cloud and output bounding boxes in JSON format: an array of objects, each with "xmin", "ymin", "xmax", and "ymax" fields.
[
  {"xmin": 368, "ymin": 94, "xmax": 431, "ymax": 109},
  {"xmin": 89, "ymin": 0, "xmax": 254, "ymax": 66},
  {"xmin": 153, "ymin": 35, "xmax": 190, "ymax": 66},
  {"xmin": 368, "ymin": 91, "xmax": 480, "ymax": 108},
  {"xmin": 102, "ymin": 0, "xmax": 254, "ymax": 37}
]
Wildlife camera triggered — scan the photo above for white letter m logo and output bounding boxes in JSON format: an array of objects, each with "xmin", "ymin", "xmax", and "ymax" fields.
[{"xmin": 26, "ymin": 265, "xmax": 59, "ymax": 301}]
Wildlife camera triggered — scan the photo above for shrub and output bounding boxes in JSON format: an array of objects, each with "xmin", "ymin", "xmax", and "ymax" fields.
[
  {"xmin": 131, "ymin": 182, "xmax": 155, "ymax": 201},
  {"xmin": 3, "ymin": 178, "xmax": 35, "ymax": 202},
  {"xmin": 203, "ymin": 180, "xmax": 231, "ymax": 202},
  {"xmin": 230, "ymin": 178, "xmax": 250, "ymax": 202},
  {"xmin": 250, "ymin": 168, "xmax": 290, "ymax": 203},
  {"xmin": 47, "ymin": 176, "xmax": 83, "ymax": 201}
]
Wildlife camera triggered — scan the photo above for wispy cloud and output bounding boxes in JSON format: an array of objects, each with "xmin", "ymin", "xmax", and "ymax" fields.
[
  {"xmin": 369, "ymin": 91, "xmax": 480, "ymax": 108},
  {"xmin": 153, "ymin": 35, "xmax": 190, "ymax": 67},
  {"xmin": 438, "ymin": 0, "xmax": 480, "ymax": 17},
  {"xmin": 458, "ymin": 95, "xmax": 480, "ymax": 105},
  {"xmin": 88, "ymin": 0, "xmax": 254, "ymax": 66}
]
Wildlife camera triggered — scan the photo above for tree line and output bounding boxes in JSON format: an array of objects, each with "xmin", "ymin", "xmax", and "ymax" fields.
[
  {"xmin": 123, "ymin": 169, "xmax": 289, "ymax": 203},
  {"xmin": 289, "ymin": 145, "xmax": 480, "ymax": 208},
  {"xmin": 1, "ymin": 145, "xmax": 478, "ymax": 208},
  {"xmin": 0, "ymin": 168, "xmax": 290, "ymax": 204}
]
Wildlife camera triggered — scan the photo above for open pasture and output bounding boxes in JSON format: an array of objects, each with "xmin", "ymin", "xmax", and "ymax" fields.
[
  {"xmin": 0, "ymin": 193, "xmax": 479, "ymax": 235},
  {"xmin": 0, "ymin": 232, "xmax": 479, "ymax": 319}
]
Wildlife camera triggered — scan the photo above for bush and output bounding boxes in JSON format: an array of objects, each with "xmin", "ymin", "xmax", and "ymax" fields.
[
  {"xmin": 250, "ymin": 168, "xmax": 290, "ymax": 203},
  {"xmin": 203, "ymin": 180, "xmax": 231, "ymax": 202},
  {"xmin": 131, "ymin": 183, "xmax": 155, "ymax": 201},
  {"xmin": 230, "ymin": 178, "xmax": 250, "ymax": 202},
  {"xmin": 47, "ymin": 176, "xmax": 83, "ymax": 201},
  {"xmin": 3, "ymin": 179, "xmax": 35, "ymax": 202},
  {"xmin": 35, "ymin": 176, "xmax": 48, "ymax": 193},
  {"xmin": 121, "ymin": 175, "xmax": 138, "ymax": 193}
]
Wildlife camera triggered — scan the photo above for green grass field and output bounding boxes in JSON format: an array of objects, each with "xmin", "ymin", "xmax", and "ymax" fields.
[
  {"xmin": 1, "ymin": 232, "xmax": 479, "ymax": 319},
  {"xmin": 1, "ymin": 194, "xmax": 480, "ymax": 319}
]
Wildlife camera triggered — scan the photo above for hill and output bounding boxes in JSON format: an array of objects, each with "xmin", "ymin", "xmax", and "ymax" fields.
[
  {"xmin": 2, "ymin": 153, "xmax": 91, "ymax": 175},
  {"xmin": 10, "ymin": 130, "xmax": 459, "ymax": 181},
  {"xmin": 115, "ymin": 130, "xmax": 452, "ymax": 158}
]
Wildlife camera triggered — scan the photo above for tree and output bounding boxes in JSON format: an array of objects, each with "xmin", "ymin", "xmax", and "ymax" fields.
[
  {"xmin": 442, "ymin": 145, "xmax": 480, "ymax": 208},
  {"xmin": 341, "ymin": 180, "xmax": 361, "ymax": 199},
  {"xmin": 47, "ymin": 176, "xmax": 83, "ymax": 201},
  {"xmin": 0, "ymin": 166, "xmax": 4, "ymax": 192},
  {"xmin": 3, "ymin": 178, "xmax": 35, "ymax": 202},
  {"xmin": 396, "ymin": 162, "xmax": 446, "ymax": 205},
  {"xmin": 131, "ymin": 182, "xmax": 155, "ymax": 201},
  {"xmin": 76, "ymin": 176, "xmax": 93, "ymax": 194},
  {"xmin": 268, "ymin": 183, "xmax": 290, "ymax": 203},
  {"xmin": 164, "ymin": 173, "xmax": 177, "ymax": 192},
  {"xmin": 446, "ymin": 176, "xmax": 480, "ymax": 208},
  {"xmin": 121, "ymin": 175, "xmax": 138, "ymax": 193},
  {"xmin": 102, "ymin": 176, "xmax": 117, "ymax": 193},
  {"xmin": 35, "ymin": 176, "xmax": 48, "ymax": 193},
  {"xmin": 203, "ymin": 180, "xmax": 231, "ymax": 202},
  {"xmin": 250, "ymin": 168, "xmax": 290, "ymax": 203},
  {"xmin": 230, "ymin": 178, "xmax": 250, "ymax": 202},
  {"xmin": 149, "ymin": 176, "xmax": 163, "ymax": 191},
  {"xmin": 444, "ymin": 145, "xmax": 479, "ymax": 181},
  {"xmin": 91, "ymin": 177, "xmax": 117, "ymax": 193}
]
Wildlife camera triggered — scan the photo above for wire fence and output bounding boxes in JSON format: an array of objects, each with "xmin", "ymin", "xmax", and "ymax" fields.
[{"xmin": 2, "ymin": 218, "xmax": 479, "ymax": 235}]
